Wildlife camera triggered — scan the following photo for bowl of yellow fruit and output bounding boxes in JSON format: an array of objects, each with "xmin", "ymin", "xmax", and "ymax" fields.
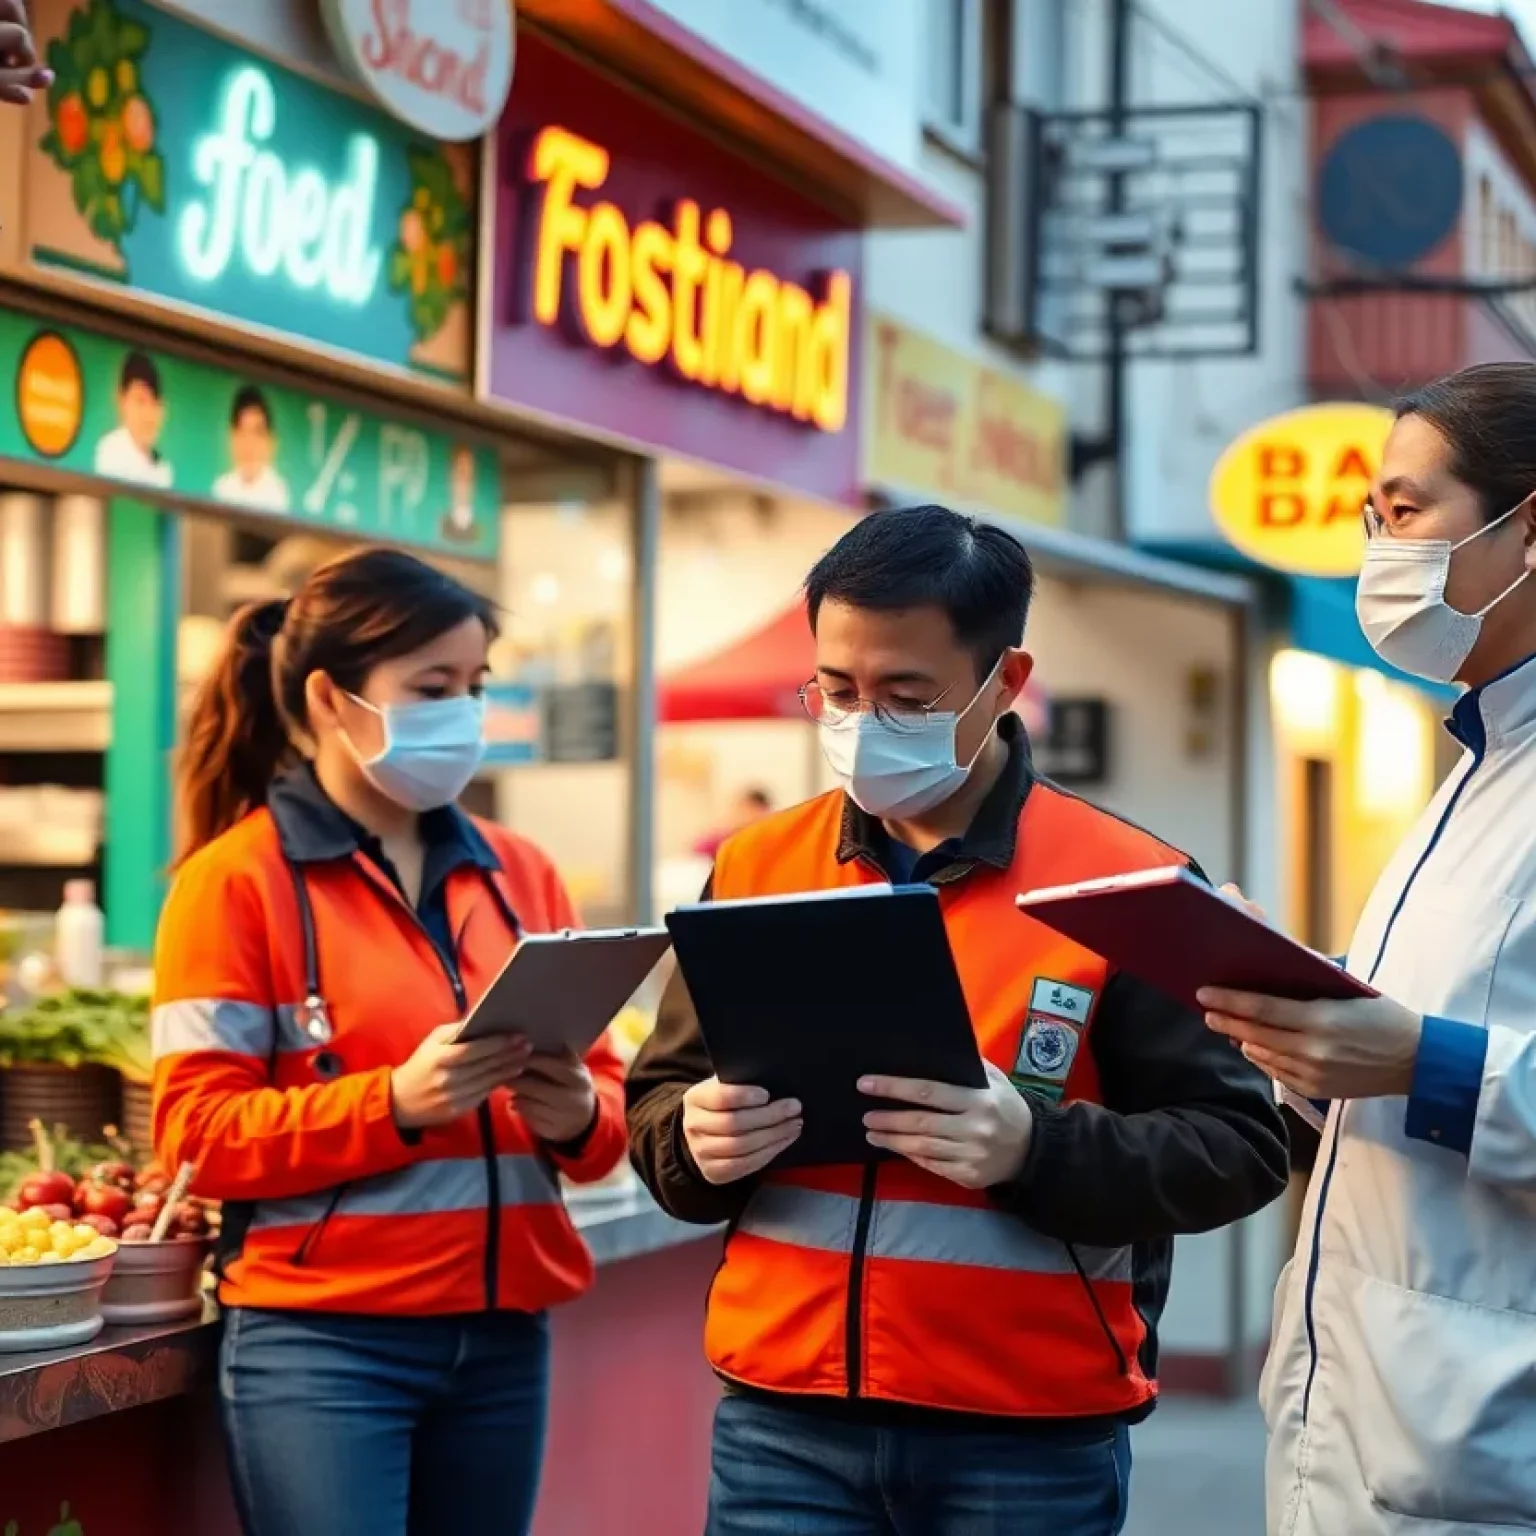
[{"xmin": 0, "ymin": 1206, "xmax": 117, "ymax": 1352}]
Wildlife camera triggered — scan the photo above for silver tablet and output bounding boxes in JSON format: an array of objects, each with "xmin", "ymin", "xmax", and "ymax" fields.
[{"xmin": 455, "ymin": 927, "xmax": 672, "ymax": 1053}]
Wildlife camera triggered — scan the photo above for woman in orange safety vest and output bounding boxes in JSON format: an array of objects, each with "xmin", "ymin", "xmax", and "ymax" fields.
[{"xmin": 152, "ymin": 547, "xmax": 626, "ymax": 1536}]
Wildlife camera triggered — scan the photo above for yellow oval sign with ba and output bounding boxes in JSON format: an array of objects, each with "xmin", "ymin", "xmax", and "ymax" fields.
[{"xmin": 1208, "ymin": 403, "xmax": 1394, "ymax": 577}]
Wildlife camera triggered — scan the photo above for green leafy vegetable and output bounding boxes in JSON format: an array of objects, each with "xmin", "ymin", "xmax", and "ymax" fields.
[{"xmin": 0, "ymin": 988, "xmax": 151, "ymax": 1079}]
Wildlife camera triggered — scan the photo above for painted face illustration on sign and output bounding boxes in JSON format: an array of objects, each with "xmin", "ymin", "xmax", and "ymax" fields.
[
  {"xmin": 215, "ymin": 384, "xmax": 291, "ymax": 514},
  {"xmin": 441, "ymin": 444, "xmax": 478, "ymax": 542},
  {"xmin": 93, "ymin": 350, "xmax": 172, "ymax": 490}
]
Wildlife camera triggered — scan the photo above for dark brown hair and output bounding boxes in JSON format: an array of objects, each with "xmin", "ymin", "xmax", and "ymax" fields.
[
  {"xmin": 175, "ymin": 546, "xmax": 497, "ymax": 864},
  {"xmin": 1397, "ymin": 363, "xmax": 1536, "ymax": 520}
]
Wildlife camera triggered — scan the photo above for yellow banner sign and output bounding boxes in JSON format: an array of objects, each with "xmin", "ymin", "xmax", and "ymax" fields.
[
  {"xmin": 866, "ymin": 316, "xmax": 1065, "ymax": 527},
  {"xmin": 1209, "ymin": 402, "xmax": 1394, "ymax": 577}
]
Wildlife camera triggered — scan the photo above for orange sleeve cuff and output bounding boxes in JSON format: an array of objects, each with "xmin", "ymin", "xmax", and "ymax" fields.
[{"xmin": 547, "ymin": 1075, "xmax": 627, "ymax": 1185}]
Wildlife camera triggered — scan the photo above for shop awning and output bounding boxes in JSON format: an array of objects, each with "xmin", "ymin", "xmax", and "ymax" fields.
[
  {"xmin": 659, "ymin": 605, "xmax": 813, "ymax": 723},
  {"xmin": 658, "ymin": 603, "xmax": 1053, "ymax": 725},
  {"xmin": 514, "ymin": 1, "xmax": 965, "ymax": 230}
]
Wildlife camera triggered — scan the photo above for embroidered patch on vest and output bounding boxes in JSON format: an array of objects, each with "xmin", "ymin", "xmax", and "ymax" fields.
[
  {"xmin": 1010, "ymin": 1013, "xmax": 1082, "ymax": 1099},
  {"xmin": 1029, "ymin": 977, "xmax": 1095, "ymax": 1023}
]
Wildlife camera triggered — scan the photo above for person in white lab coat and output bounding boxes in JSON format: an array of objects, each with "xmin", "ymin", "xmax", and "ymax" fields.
[
  {"xmin": 94, "ymin": 350, "xmax": 173, "ymax": 490},
  {"xmin": 214, "ymin": 385, "xmax": 290, "ymax": 514},
  {"xmin": 1201, "ymin": 362, "xmax": 1536, "ymax": 1535}
]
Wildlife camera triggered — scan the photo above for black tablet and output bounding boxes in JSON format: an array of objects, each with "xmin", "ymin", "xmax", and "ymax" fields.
[{"xmin": 665, "ymin": 885, "xmax": 985, "ymax": 1167}]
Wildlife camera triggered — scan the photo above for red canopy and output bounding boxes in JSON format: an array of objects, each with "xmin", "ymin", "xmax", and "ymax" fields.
[
  {"xmin": 658, "ymin": 602, "xmax": 1051, "ymax": 728},
  {"xmin": 658, "ymin": 604, "xmax": 812, "ymax": 723}
]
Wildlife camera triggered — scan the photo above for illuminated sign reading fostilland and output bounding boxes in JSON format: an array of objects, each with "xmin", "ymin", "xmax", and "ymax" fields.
[
  {"xmin": 23, "ymin": 0, "xmax": 474, "ymax": 382},
  {"xmin": 524, "ymin": 126, "xmax": 853, "ymax": 434}
]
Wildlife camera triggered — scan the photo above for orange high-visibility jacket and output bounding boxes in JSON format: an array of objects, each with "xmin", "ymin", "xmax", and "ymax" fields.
[
  {"xmin": 702, "ymin": 780, "xmax": 1186, "ymax": 1419},
  {"xmin": 152, "ymin": 790, "xmax": 626, "ymax": 1317}
]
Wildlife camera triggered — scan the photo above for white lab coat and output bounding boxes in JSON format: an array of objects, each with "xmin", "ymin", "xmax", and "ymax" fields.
[{"xmin": 1264, "ymin": 655, "xmax": 1536, "ymax": 1534}]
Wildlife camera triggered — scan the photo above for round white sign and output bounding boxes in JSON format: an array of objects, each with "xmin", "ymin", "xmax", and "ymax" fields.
[{"xmin": 321, "ymin": 0, "xmax": 515, "ymax": 143}]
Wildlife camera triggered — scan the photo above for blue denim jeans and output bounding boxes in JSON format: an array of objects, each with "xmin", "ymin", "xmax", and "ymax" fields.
[
  {"xmin": 219, "ymin": 1306, "xmax": 550, "ymax": 1536},
  {"xmin": 707, "ymin": 1395, "xmax": 1132, "ymax": 1536}
]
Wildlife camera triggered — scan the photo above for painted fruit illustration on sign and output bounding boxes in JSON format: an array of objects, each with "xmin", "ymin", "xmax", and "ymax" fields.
[
  {"xmin": 390, "ymin": 147, "xmax": 473, "ymax": 345},
  {"xmin": 39, "ymin": 0, "xmax": 165, "ymax": 248},
  {"xmin": 3, "ymin": 1504, "xmax": 86, "ymax": 1536}
]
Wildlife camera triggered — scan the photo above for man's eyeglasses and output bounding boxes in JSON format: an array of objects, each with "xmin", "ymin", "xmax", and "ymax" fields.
[{"xmin": 798, "ymin": 680, "xmax": 955, "ymax": 734}]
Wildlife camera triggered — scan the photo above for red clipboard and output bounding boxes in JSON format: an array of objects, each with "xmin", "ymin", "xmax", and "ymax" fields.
[{"xmin": 1015, "ymin": 866, "xmax": 1375, "ymax": 1011}]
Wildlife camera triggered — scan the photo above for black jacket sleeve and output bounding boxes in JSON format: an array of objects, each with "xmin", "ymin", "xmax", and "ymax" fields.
[
  {"xmin": 626, "ymin": 874, "xmax": 755, "ymax": 1226},
  {"xmin": 1283, "ymin": 1105, "xmax": 1322, "ymax": 1174},
  {"xmin": 988, "ymin": 969, "xmax": 1290, "ymax": 1246}
]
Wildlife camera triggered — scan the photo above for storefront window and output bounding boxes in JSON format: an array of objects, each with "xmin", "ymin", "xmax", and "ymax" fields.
[
  {"xmin": 1270, "ymin": 649, "xmax": 1445, "ymax": 955},
  {"xmin": 177, "ymin": 449, "xmax": 637, "ymax": 927},
  {"xmin": 0, "ymin": 487, "xmax": 109, "ymax": 920},
  {"xmin": 653, "ymin": 468, "xmax": 852, "ymax": 912},
  {"xmin": 489, "ymin": 486, "xmax": 635, "ymax": 926}
]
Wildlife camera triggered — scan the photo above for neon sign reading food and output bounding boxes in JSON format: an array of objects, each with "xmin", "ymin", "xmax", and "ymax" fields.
[
  {"xmin": 178, "ymin": 66, "xmax": 384, "ymax": 305},
  {"xmin": 526, "ymin": 125, "xmax": 852, "ymax": 433}
]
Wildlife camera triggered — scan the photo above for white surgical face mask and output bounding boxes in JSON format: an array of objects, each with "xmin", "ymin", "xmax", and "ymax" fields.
[
  {"xmin": 343, "ymin": 693, "xmax": 487, "ymax": 812},
  {"xmin": 818, "ymin": 664, "xmax": 1002, "ymax": 820},
  {"xmin": 1356, "ymin": 503, "xmax": 1532, "ymax": 684}
]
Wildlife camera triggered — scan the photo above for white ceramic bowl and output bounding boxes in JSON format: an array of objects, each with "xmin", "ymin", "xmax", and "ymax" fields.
[
  {"xmin": 0, "ymin": 1251, "xmax": 115, "ymax": 1353},
  {"xmin": 100, "ymin": 1237, "xmax": 212, "ymax": 1325}
]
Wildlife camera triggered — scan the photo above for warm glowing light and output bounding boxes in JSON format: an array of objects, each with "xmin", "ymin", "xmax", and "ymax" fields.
[
  {"xmin": 179, "ymin": 66, "xmax": 383, "ymax": 304},
  {"xmin": 1270, "ymin": 649, "xmax": 1342, "ymax": 755},
  {"xmin": 1354, "ymin": 671, "xmax": 1431, "ymax": 817},
  {"xmin": 530, "ymin": 572, "xmax": 561, "ymax": 606},
  {"xmin": 525, "ymin": 125, "xmax": 851, "ymax": 432}
]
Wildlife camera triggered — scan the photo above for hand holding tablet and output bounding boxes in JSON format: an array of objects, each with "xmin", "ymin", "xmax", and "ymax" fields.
[
  {"xmin": 455, "ymin": 927, "xmax": 673, "ymax": 1053},
  {"xmin": 1015, "ymin": 866, "xmax": 1375, "ymax": 1012}
]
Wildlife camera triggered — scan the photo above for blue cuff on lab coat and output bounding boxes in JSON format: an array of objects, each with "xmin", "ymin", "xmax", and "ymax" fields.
[{"xmin": 1404, "ymin": 1017, "xmax": 1488, "ymax": 1156}]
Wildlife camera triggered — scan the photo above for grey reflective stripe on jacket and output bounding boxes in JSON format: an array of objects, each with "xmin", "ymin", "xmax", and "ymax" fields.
[
  {"xmin": 737, "ymin": 1184, "xmax": 1132, "ymax": 1280},
  {"xmin": 248, "ymin": 1154, "xmax": 561, "ymax": 1231},
  {"xmin": 152, "ymin": 998, "xmax": 314, "ymax": 1059},
  {"xmin": 1263, "ymin": 657, "xmax": 1536, "ymax": 1535}
]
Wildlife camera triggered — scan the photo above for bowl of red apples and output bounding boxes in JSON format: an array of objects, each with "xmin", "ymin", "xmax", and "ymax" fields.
[{"xmin": 74, "ymin": 1159, "xmax": 215, "ymax": 1326}]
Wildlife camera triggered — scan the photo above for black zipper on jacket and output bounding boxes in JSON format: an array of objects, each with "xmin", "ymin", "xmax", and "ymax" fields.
[
  {"xmin": 478, "ymin": 1101, "xmax": 502, "ymax": 1310},
  {"xmin": 292, "ymin": 1185, "xmax": 348, "ymax": 1266},
  {"xmin": 355, "ymin": 860, "xmax": 499, "ymax": 1313},
  {"xmin": 424, "ymin": 932, "xmax": 499, "ymax": 1314},
  {"xmin": 1066, "ymin": 1243, "xmax": 1130, "ymax": 1377},
  {"xmin": 844, "ymin": 1163, "xmax": 879, "ymax": 1399},
  {"xmin": 427, "ymin": 931, "xmax": 500, "ymax": 1313}
]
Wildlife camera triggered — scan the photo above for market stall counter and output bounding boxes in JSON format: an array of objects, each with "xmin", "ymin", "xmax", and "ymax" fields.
[{"xmin": 0, "ymin": 1191, "xmax": 723, "ymax": 1536}]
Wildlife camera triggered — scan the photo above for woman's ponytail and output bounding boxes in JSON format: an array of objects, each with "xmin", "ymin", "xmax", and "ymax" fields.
[{"xmin": 173, "ymin": 599, "xmax": 294, "ymax": 866}]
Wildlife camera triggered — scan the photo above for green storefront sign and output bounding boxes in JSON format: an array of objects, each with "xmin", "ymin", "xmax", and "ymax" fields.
[
  {"xmin": 24, "ymin": 0, "xmax": 477, "ymax": 383},
  {"xmin": 4, "ymin": 308, "xmax": 499, "ymax": 558}
]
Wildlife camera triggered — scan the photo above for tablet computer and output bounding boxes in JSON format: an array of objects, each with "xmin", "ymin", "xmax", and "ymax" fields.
[
  {"xmin": 665, "ymin": 884, "xmax": 986, "ymax": 1168},
  {"xmin": 456, "ymin": 928, "xmax": 672, "ymax": 1053},
  {"xmin": 1015, "ymin": 866, "xmax": 1374, "ymax": 1011}
]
